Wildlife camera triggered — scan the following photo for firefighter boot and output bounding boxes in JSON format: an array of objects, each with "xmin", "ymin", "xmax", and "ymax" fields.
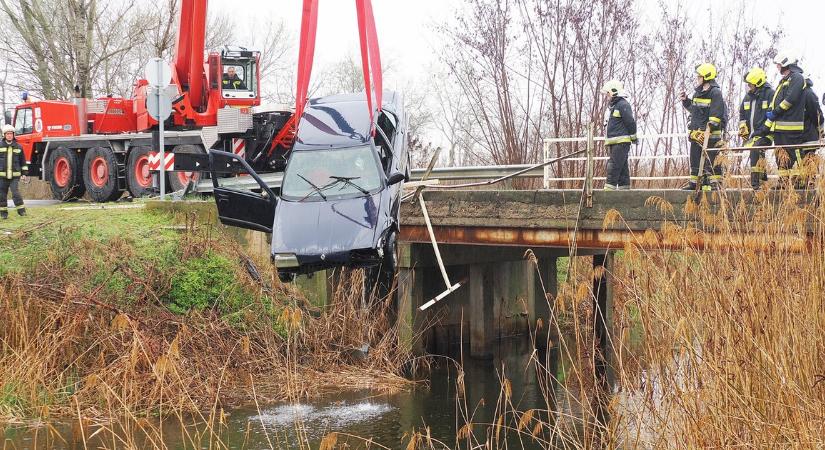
[
  {"xmin": 750, "ymin": 172, "xmax": 762, "ymax": 190},
  {"xmin": 0, "ymin": 210, "xmax": 7, "ymax": 220},
  {"xmin": 17, "ymin": 207, "xmax": 26, "ymax": 217}
]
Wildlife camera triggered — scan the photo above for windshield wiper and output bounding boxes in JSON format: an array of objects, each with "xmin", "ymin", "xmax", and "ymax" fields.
[
  {"xmin": 297, "ymin": 174, "xmax": 328, "ymax": 201},
  {"xmin": 328, "ymin": 175, "xmax": 370, "ymax": 195}
]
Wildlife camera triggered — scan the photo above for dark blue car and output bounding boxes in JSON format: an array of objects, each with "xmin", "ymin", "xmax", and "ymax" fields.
[{"xmin": 209, "ymin": 91, "xmax": 409, "ymax": 283}]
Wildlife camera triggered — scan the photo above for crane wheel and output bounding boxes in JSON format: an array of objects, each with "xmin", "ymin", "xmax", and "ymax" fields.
[
  {"xmin": 83, "ymin": 146, "xmax": 122, "ymax": 203},
  {"xmin": 48, "ymin": 147, "xmax": 86, "ymax": 201},
  {"xmin": 167, "ymin": 144, "xmax": 203, "ymax": 193},
  {"xmin": 126, "ymin": 146, "xmax": 155, "ymax": 198}
]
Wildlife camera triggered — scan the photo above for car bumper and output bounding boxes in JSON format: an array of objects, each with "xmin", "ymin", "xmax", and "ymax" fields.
[{"xmin": 273, "ymin": 248, "xmax": 382, "ymax": 275}]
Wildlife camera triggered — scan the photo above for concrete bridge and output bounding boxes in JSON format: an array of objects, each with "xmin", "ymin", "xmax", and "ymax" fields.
[{"xmin": 395, "ymin": 189, "xmax": 815, "ymax": 358}]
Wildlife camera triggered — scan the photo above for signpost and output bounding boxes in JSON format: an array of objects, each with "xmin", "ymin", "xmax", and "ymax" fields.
[{"xmin": 145, "ymin": 58, "xmax": 173, "ymax": 200}]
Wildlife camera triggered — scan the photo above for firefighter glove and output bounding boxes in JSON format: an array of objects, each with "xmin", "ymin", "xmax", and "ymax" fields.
[
  {"xmin": 738, "ymin": 123, "xmax": 750, "ymax": 139},
  {"xmin": 765, "ymin": 110, "xmax": 776, "ymax": 121},
  {"xmin": 689, "ymin": 130, "xmax": 706, "ymax": 144}
]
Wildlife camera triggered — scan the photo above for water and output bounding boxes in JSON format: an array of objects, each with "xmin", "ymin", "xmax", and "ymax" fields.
[{"xmin": 2, "ymin": 338, "xmax": 573, "ymax": 449}]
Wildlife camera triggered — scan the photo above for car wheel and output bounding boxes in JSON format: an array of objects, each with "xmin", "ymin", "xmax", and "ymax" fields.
[
  {"xmin": 83, "ymin": 146, "xmax": 122, "ymax": 202},
  {"xmin": 382, "ymin": 230, "xmax": 398, "ymax": 274},
  {"xmin": 48, "ymin": 146, "xmax": 86, "ymax": 201},
  {"xmin": 278, "ymin": 271, "xmax": 296, "ymax": 283}
]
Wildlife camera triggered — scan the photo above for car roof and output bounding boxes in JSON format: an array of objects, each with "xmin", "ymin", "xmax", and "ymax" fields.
[{"xmin": 293, "ymin": 90, "xmax": 400, "ymax": 151}]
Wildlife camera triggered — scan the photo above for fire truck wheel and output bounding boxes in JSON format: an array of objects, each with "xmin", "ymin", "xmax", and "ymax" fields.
[
  {"xmin": 167, "ymin": 144, "xmax": 203, "ymax": 193},
  {"xmin": 126, "ymin": 146, "xmax": 155, "ymax": 198},
  {"xmin": 83, "ymin": 146, "xmax": 122, "ymax": 203},
  {"xmin": 48, "ymin": 146, "xmax": 86, "ymax": 201}
]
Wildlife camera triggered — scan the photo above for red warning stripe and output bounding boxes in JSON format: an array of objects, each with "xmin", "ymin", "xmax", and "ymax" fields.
[{"xmin": 148, "ymin": 152, "xmax": 175, "ymax": 171}]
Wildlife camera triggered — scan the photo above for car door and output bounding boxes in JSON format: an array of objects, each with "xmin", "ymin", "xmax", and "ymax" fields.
[{"xmin": 209, "ymin": 150, "xmax": 276, "ymax": 233}]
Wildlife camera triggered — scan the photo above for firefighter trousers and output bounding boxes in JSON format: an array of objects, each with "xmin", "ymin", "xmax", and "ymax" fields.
[
  {"xmin": 689, "ymin": 140, "xmax": 722, "ymax": 185},
  {"xmin": 0, "ymin": 177, "xmax": 24, "ymax": 218},
  {"xmin": 605, "ymin": 143, "xmax": 630, "ymax": 188},
  {"xmin": 747, "ymin": 136, "xmax": 770, "ymax": 189},
  {"xmin": 774, "ymin": 133, "xmax": 810, "ymax": 187}
]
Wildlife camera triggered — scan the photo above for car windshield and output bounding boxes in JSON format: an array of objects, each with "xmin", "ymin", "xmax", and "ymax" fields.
[{"xmin": 281, "ymin": 146, "xmax": 382, "ymax": 200}]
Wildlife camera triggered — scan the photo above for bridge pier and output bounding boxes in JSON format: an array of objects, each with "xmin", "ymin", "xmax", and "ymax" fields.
[
  {"xmin": 592, "ymin": 251, "xmax": 616, "ymax": 386},
  {"xmin": 396, "ymin": 242, "xmax": 565, "ymax": 358}
]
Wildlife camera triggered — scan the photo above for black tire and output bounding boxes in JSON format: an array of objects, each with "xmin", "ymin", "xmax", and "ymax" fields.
[
  {"xmin": 382, "ymin": 230, "xmax": 398, "ymax": 274},
  {"xmin": 126, "ymin": 146, "xmax": 155, "ymax": 198},
  {"xmin": 167, "ymin": 144, "xmax": 204, "ymax": 192},
  {"xmin": 278, "ymin": 271, "xmax": 296, "ymax": 283},
  {"xmin": 83, "ymin": 146, "xmax": 122, "ymax": 202},
  {"xmin": 47, "ymin": 146, "xmax": 86, "ymax": 201}
]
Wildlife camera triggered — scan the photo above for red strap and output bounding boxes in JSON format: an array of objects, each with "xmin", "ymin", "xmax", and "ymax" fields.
[
  {"xmin": 355, "ymin": 0, "xmax": 373, "ymax": 134},
  {"xmin": 363, "ymin": 0, "xmax": 382, "ymax": 114},
  {"xmin": 295, "ymin": 0, "xmax": 319, "ymax": 125}
]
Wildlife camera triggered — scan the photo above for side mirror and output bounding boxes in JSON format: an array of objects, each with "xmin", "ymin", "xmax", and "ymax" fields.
[{"xmin": 387, "ymin": 172, "xmax": 405, "ymax": 186}]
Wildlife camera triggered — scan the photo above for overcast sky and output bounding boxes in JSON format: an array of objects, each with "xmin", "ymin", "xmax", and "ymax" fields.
[{"xmin": 211, "ymin": 0, "xmax": 825, "ymax": 88}]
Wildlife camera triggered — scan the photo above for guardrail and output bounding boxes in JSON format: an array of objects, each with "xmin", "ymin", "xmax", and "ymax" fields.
[{"xmin": 196, "ymin": 130, "xmax": 823, "ymax": 193}]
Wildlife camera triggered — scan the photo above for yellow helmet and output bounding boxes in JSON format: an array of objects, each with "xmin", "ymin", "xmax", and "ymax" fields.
[
  {"xmin": 600, "ymin": 79, "xmax": 625, "ymax": 97},
  {"xmin": 744, "ymin": 67, "xmax": 767, "ymax": 87},
  {"xmin": 695, "ymin": 63, "xmax": 717, "ymax": 81}
]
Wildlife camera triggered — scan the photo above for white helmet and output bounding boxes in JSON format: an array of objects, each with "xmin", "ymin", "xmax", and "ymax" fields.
[
  {"xmin": 773, "ymin": 52, "xmax": 799, "ymax": 68},
  {"xmin": 1, "ymin": 124, "xmax": 14, "ymax": 134},
  {"xmin": 600, "ymin": 79, "xmax": 625, "ymax": 97}
]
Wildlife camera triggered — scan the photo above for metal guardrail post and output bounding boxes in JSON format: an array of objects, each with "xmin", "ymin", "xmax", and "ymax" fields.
[
  {"xmin": 543, "ymin": 140, "xmax": 550, "ymax": 189},
  {"xmin": 585, "ymin": 123, "xmax": 594, "ymax": 207}
]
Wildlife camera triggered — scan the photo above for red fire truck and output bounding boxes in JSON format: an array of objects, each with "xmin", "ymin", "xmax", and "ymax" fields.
[{"xmin": 7, "ymin": 0, "xmax": 295, "ymax": 202}]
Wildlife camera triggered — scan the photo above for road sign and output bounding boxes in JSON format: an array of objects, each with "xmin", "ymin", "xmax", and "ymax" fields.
[
  {"xmin": 147, "ymin": 87, "xmax": 173, "ymax": 121},
  {"xmin": 144, "ymin": 58, "xmax": 172, "ymax": 87}
]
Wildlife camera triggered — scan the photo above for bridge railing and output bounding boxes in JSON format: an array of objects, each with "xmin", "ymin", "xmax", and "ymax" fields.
[{"xmin": 542, "ymin": 131, "xmax": 823, "ymax": 190}]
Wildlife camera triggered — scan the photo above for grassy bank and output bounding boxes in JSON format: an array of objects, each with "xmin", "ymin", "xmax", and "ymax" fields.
[{"xmin": 0, "ymin": 203, "xmax": 409, "ymax": 425}]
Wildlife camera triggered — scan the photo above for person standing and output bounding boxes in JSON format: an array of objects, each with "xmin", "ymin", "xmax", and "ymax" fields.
[
  {"xmin": 738, "ymin": 67, "xmax": 775, "ymax": 190},
  {"xmin": 766, "ymin": 53, "xmax": 807, "ymax": 188},
  {"xmin": 797, "ymin": 77, "xmax": 824, "ymax": 188},
  {"xmin": 601, "ymin": 80, "xmax": 637, "ymax": 190},
  {"xmin": 681, "ymin": 63, "xmax": 727, "ymax": 191},
  {"xmin": 0, "ymin": 124, "xmax": 27, "ymax": 219}
]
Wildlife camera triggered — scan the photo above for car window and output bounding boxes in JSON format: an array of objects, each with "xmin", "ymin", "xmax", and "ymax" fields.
[
  {"xmin": 14, "ymin": 108, "xmax": 32, "ymax": 135},
  {"xmin": 377, "ymin": 111, "xmax": 397, "ymax": 144},
  {"xmin": 281, "ymin": 145, "xmax": 382, "ymax": 200}
]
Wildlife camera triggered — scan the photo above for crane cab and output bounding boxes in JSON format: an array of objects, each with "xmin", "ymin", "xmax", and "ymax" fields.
[{"xmin": 213, "ymin": 47, "xmax": 261, "ymax": 108}]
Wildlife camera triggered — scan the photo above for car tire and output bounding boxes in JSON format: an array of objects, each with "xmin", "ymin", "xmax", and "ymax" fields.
[
  {"xmin": 167, "ymin": 144, "xmax": 204, "ymax": 193},
  {"xmin": 48, "ymin": 146, "xmax": 86, "ymax": 201},
  {"xmin": 126, "ymin": 146, "xmax": 155, "ymax": 198},
  {"xmin": 83, "ymin": 146, "xmax": 122, "ymax": 202},
  {"xmin": 278, "ymin": 271, "xmax": 296, "ymax": 283},
  {"xmin": 382, "ymin": 230, "xmax": 398, "ymax": 274}
]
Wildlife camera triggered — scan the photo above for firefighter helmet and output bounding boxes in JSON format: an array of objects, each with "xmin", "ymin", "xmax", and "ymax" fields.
[
  {"xmin": 2, "ymin": 125, "xmax": 14, "ymax": 135},
  {"xmin": 695, "ymin": 63, "xmax": 717, "ymax": 81},
  {"xmin": 744, "ymin": 67, "xmax": 767, "ymax": 88},
  {"xmin": 600, "ymin": 79, "xmax": 625, "ymax": 97},
  {"xmin": 773, "ymin": 52, "xmax": 799, "ymax": 68}
]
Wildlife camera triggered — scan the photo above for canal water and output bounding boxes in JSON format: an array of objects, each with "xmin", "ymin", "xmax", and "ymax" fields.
[{"xmin": 3, "ymin": 338, "xmax": 583, "ymax": 449}]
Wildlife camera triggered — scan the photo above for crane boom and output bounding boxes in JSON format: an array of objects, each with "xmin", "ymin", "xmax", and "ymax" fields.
[{"xmin": 173, "ymin": 0, "xmax": 208, "ymax": 110}]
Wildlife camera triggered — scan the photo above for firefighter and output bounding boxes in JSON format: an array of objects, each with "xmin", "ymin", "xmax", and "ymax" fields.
[
  {"xmin": 600, "ymin": 79, "xmax": 637, "ymax": 190},
  {"xmin": 681, "ymin": 63, "xmax": 727, "ymax": 191},
  {"xmin": 0, "ymin": 124, "xmax": 27, "ymax": 219},
  {"xmin": 739, "ymin": 67, "xmax": 775, "ymax": 190},
  {"xmin": 222, "ymin": 66, "xmax": 247, "ymax": 90},
  {"xmin": 797, "ymin": 77, "xmax": 824, "ymax": 188},
  {"xmin": 766, "ymin": 53, "xmax": 807, "ymax": 188}
]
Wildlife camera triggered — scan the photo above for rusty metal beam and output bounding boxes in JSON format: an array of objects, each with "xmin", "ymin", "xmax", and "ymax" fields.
[{"xmin": 399, "ymin": 224, "xmax": 810, "ymax": 252}]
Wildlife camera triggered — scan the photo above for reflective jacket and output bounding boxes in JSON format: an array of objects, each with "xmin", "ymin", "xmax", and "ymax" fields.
[
  {"xmin": 802, "ymin": 78, "xmax": 823, "ymax": 142},
  {"xmin": 222, "ymin": 74, "xmax": 247, "ymax": 90},
  {"xmin": 604, "ymin": 96, "xmax": 637, "ymax": 145},
  {"xmin": 739, "ymin": 83, "xmax": 775, "ymax": 139},
  {"xmin": 683, "ymin": 80, "xmax": 727, "ymax": 139},
  {"xmin": 1, "ymin": 139, "xmax": 26, "ymax": 180},
  {"xmin": 767, "ymin": 65, "xmax": 806, "ymax": 134}
]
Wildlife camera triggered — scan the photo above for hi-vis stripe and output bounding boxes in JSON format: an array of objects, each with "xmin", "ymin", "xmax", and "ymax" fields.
[
  {"xmin": 605, "ymin": 135, "xmax": 632, "ymax": 145},
  {"xmin": 611, "ymin": 110, "xmax": 621, "ymax": 118}
]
